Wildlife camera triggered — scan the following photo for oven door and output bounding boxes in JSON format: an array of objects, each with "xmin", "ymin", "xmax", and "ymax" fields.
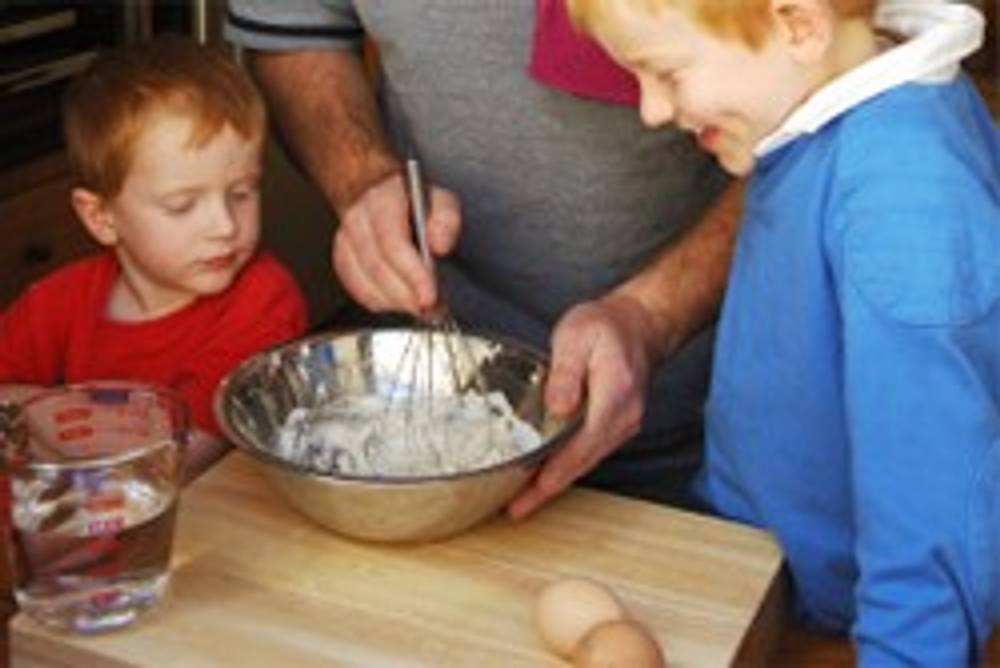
[{"xmin": 0, "ymin": 3, "xmax": 124, "ymax": 171}]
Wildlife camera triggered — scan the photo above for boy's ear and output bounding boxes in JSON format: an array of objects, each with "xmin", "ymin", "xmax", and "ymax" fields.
[
  {"xmin": 770, "ymin": 0, "xmax": 833, "ymax": 63},
  {"xmin": 71, "ymin": 187, "xmax": 118, "ymax": 246}
]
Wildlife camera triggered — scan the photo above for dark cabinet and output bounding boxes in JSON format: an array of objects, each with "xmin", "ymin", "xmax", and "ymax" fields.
[{"xmin": 0, "ymin": 155, "xmax": 96, "ymax": 308}]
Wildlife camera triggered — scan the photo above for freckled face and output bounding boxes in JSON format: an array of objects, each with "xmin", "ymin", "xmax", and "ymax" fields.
[
  {"xmin": 594, "ymin": 4, "xmax": 809, "ymax": 175},
  {"xmin": 105, "ymin": 111, "xmax": 263, "ymax": 314}
]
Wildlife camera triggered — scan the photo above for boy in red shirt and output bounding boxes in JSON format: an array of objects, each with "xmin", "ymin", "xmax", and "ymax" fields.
[{"xmin": 0, "ymin": 35, "xmax": 308, "ymax": 483}]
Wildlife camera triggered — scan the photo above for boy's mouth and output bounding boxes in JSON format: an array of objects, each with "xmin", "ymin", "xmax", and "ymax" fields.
[
  {"xmin": 695, "ymin": 126, "xmax": 720, "ymax": 151},
  {"xmin": 203, "ymin": 253, "xmax": 237, "ymax": 271}
]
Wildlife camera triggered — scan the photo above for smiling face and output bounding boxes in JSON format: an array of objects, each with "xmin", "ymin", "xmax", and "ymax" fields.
[
  {"xmin": 590, "ymin": 3, "xmax": 814, "ymax": 176},
  {"xmin": 76, "ymin": 110, "xmax": 263, "ymax": 318}
]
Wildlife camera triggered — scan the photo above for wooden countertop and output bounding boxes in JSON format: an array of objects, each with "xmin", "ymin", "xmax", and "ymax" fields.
[{"xmin": 10, "ymin": 452, "xmax": 785, "ymax": 667}]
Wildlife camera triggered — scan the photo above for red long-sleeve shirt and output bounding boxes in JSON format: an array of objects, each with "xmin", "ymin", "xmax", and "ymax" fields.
[{"xmin": 0, "ymin": 251, "xmax": 308, "ymax": 436}]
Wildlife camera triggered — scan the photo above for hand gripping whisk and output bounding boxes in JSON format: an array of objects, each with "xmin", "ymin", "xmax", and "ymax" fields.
[{"xmin": 368, "ymin": 159, "xmax": 496, "ymax": 473}]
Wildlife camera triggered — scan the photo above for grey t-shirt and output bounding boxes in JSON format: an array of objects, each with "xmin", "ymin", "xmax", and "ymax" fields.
[{"xmin": 226, "ymin": 0, "xmax": 728, "ymax": 502}]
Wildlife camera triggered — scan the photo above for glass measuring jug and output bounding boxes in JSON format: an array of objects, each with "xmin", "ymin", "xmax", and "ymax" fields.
[{"xmin": 1, "ymin": 382, "xmax": 188, "ymax": 634}]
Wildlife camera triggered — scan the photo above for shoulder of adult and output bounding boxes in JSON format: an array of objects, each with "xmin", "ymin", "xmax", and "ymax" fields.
[
  {"xmin": 225, "ymin": 0, "xmax": 364, "ymax": 51},
  {"xmin": 828, "ymin": 83, "xmax": 1000, "ymax": 326}
]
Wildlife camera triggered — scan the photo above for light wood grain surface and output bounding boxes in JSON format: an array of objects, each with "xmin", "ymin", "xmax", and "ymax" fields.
[
  {"xmin": 10, "ymin": 452, "xmax": 785, "ymax": 667},
  {"xmin": 11, "ymin": 454, "xmax": 783, "ymax": 667}
]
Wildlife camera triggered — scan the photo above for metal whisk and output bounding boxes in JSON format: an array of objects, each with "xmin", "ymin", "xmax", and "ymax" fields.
[{"xmin": 368, "ymin": 159, "xmax": 496, "ymax": 473}]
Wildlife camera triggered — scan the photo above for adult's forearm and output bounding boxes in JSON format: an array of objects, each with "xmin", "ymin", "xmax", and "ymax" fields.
[
  {"xmin": 247, "ymin": 49, "xmax": 401, "ymax": 215},
  {"xmin": 613, "ymin": 179, "xmax": 744, "ymax": 361}
]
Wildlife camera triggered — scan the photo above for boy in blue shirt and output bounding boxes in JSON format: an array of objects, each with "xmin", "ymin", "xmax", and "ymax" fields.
[{"xmin": 567, "ymin": 0, "xmax": 999, "ymax": 663}]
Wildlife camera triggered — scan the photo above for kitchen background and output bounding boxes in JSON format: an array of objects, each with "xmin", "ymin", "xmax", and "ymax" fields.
[
  {"xmin": 0, "ymin": 0, "xmax": 996, "ymax": 324},
  {"xmin": 0, "ymin": 0, "xmax": 342, "ymax": 325}
]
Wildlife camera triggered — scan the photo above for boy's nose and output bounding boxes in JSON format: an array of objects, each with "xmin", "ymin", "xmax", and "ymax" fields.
[
  {"xmin": 207, "ymin": 199, "xmax": 238, "ymax": 238},
  {"xmin": 638, "ymin": 79, "xmax": 675, "ymax": 128}
]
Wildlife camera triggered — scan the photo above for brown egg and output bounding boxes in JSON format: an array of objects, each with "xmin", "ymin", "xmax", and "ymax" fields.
[
  {"xmin": 572, "ymin": 619, "xmax": 666, "ymax": 668},
  {"xmin": 534, "ymin": 578, "xmax": 626, "ymax": 657}
]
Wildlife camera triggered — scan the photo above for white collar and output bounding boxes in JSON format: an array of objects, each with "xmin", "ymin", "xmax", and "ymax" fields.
[{"xmin": 755, "ymin": 1, "xmax": 985, "ymax": 158}]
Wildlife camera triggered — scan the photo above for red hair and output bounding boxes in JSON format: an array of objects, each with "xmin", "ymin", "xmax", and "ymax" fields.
[
  {"xmin": 567, "ymin": 0, "xmax": 875, "ymax": 50},
  {"xmin": 63, "ymin": 34, "xmax": 266, "ymax": 198}
]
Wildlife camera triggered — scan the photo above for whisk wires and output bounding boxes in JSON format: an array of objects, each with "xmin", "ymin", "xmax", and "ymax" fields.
[{"xmin": 370, "ymin": 158, "xmax": 497, "ymax": 469}]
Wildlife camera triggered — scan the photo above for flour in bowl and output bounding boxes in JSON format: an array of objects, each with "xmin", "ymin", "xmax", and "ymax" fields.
[{"xmin": 274, "ymin": 391, "xmax": 543, "ymax": 477}]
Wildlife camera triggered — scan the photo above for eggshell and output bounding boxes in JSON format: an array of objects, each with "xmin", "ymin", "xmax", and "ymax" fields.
[
  {"xmin": 572, "ymin": 619, "xmax": 666, "ymax": 668},
  {"xmin": 534, "ymin": 578, "xmax": 626, "ymax": 657}
]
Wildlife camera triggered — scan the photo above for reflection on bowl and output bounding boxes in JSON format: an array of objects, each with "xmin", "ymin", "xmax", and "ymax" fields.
[{"xmin": 214, "ymin": 328, "xmax": 578, "ymax": 542}]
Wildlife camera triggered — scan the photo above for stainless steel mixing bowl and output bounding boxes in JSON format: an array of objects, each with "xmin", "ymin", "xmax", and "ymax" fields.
[{"xmin": 214, "ymin": 328, "xmax": 578, "ymax": 542}]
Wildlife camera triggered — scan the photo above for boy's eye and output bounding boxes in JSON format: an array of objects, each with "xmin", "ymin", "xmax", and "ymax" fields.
[
  {"xmin": 163, "ymin": 200, "xmax": 195, "ymax": 215},
  {"xmin": 230, "ymin": 182, "xmax": 260, "ymax": 201}
]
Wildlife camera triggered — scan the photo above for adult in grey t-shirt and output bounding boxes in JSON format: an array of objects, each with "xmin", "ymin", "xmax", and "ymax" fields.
[{"xmin": 225, "ymin": 0, "xmax": 737, "ymax": 515}]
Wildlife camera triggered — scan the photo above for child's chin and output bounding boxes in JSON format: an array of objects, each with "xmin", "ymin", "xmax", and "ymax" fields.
[
  {"xmin": 198, "ymin": 260, "xmax": 248, "ymax": 294},
  {"xmin": 717, "ymin": 152, "xmax": 755, "ymax": 177},
  {"xmin": 196, "ymin": 275, "xmax": 238, "ymax": 296}
]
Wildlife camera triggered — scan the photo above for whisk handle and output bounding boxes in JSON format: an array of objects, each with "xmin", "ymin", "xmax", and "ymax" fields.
[{"xmin": 406, "ymin": 158, "xmax": 433, "ymax": 267}]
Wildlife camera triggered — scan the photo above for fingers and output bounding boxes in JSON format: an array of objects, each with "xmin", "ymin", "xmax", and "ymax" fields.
[
  {"xmin": 334, "ymin": 228, "xmax": 411, "ymax": 311},
  {"xmin": 507, "ymin": 429, "xmax": 594, "ymax": 520},
  {"xmin": 427, "ymin": 188, "xmax": 462, "ymax": 256},
  {"xmin": 507, "ymin": 467, "xmax": 563, "ymax": 521},
  {"xmin": 508, "ymin": 300, "xmax": 650, "ymax": 520},
  {"xmin": 508, "ymin": 381, "xmax": 643, "ymax": 520},
  {"xmin": 332, "ymin": 173, "xmax": 460, "ymax": 315},
  {"xmin": 545, "ymin": 322, "xmax": 589, "ymax": 416}
]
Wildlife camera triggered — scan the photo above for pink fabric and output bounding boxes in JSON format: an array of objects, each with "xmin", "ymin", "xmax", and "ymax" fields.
[{"xmin": 528, "ymin": 0, "xmax": 639, "ymax": 106}]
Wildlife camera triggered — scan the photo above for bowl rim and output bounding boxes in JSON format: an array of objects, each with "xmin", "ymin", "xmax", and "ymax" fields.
[{"xmin": 213, "ymin": 327, "xmax": 582, "ymax": 485}]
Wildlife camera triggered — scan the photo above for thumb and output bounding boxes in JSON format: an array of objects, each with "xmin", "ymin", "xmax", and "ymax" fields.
[
  {"xmin": 545, "ymin": 328, "xmax": 589, "ymax": 416},
  {"xmin": 427, "ymin": 188, "xmax": 462, "ymax": 256}
]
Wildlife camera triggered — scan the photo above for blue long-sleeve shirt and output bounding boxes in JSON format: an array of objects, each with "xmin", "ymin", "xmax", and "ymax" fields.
[{"xmin": 696, "ymin": 75, "xmax": 1000, "ymax": 665}]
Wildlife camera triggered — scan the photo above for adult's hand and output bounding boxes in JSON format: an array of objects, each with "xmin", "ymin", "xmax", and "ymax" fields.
[
  {"xmin": 332, "ymin": 172, "xmax": 462, "ymax": 317},
  {"xmin": 246, "ymin": 50, "xmax": 463, "ymax": 316},
  {"xmin": 507, "ymin": 292, "xmax": 659, "ymax": 520},
  {"xmin": 504, "ymin": 179, "xmax": 745, "ymax": 519}
]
